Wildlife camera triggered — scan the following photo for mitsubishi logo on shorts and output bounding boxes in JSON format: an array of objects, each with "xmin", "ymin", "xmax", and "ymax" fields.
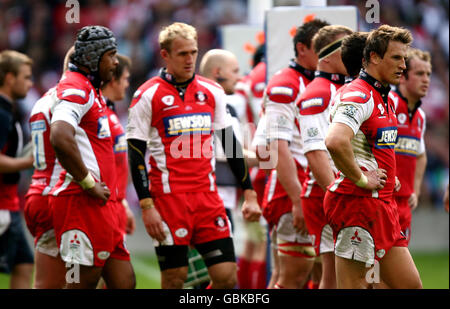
[
  {"xmin": 351, "ymin": 230, "xmax": 362, "ymax": 246},
  {"xmin": 70, "ymin": 234, "xmax": 81, "ymax": 250}
]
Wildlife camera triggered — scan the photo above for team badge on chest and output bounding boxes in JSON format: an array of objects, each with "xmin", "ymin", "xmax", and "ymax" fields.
[{"xmin": 195, "ymin": 91, "xmax": 207, "ymax": 105}]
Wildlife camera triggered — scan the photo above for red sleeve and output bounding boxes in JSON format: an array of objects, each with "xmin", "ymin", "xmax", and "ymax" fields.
[{"xmin": 108, "ymin": 110, "xmax": 128, "ymax": 201}]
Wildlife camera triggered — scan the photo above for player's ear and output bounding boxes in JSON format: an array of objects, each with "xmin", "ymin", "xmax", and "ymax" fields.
[
  {"xmin": 295, "ymin": 42, "xmax": 307, "ymax": 57},
  {"xmin": 370, "ymin": 51, "xmax": 381, "ymax": 65},
  {"xmin": 160, "ymin": 49, "xmax": 169, "ymax": 60}
]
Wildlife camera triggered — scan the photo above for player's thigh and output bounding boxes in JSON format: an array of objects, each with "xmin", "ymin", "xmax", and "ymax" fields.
[
  {"xmin": 65, "ymin": 265, "xmax": 103, "ymax": 289},
  {"xmin": 379, "ymin": 246, "xmax": 422, "ymax": 289},
  {"xmin": 335, "ymin": 255, "xmax": 370, "ymax": 289},
  {"xmin": 34, "ymin": 251, "xmax": 66, "ymax": 289},
  {"xmin": 101, "ymin": 257, "xmax": 136, "ymax": 289},
  {"xmin": 278, "ymin": 253, "xmax": 314, "ymax": 278}
]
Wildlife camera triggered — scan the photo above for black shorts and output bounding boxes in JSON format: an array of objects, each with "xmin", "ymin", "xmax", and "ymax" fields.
[
  {"xmin": 0, "ymin": 211, "xmax": 34, "ymax": 274},
  {"xmin": 155, "ymin": 237, "xmax": 236, "ymax": 271}
]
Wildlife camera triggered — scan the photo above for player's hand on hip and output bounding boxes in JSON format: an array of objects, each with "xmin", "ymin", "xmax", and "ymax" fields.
[
  {"xmin": 242, "ymin": 189, "xmax": 262, "ymax": 222},
  {"xmin": 142, "ymin": 207, "xmax": 166, "ymax": 242},
  {"xmin": 364, "ymin": 169, "xmax": 387, "ymax": 190},
  {"xmin": 292, "ymin": 201, "xmax": 308, "ymax": 234},
  {"xmin": 86, "ymin": 182, "xmax": 110, "ymax": 205}
]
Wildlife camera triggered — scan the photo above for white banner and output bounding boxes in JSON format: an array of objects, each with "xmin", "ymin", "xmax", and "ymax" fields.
[{"xmin": 266, "ymin": 6, "xmax": 359, "ymax": 80}]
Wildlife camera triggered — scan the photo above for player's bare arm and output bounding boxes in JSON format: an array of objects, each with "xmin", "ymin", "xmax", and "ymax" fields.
[
  {"xmin": 270, "ymin": 139, "xmax": 307, "ymax": 233},
  {"xmin": 305, "ymin": 150, "xmax": 335, "ymax": 191},
  {"xmin": 50, "ymin": 120, "xmax": 110, "ymax": 204},
  {"xmin": 410, "ymin": 152, "xmax": 427, "ymax": 210},
  {"xmin": 326, "ymin": 122, "xmax": 386, "ymax": 191},
  {"xmin": 0, "ymin": 153, "xmax": 33, "ymax": 173}
]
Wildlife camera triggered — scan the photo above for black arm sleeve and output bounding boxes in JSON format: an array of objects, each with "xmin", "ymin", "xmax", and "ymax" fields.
[
  {"xmin": 127, "ymin": 138, "xmax": 151, "ymax": 200},
  {"xmin": 216, "ymin": 126, "xmax": 253, "ymax": 191}
]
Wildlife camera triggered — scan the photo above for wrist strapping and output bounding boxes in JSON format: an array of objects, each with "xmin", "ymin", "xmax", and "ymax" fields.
[
  {"xmin": 140, "ymin": 198, "xmax": 155, "ymax": 210},
  {"xmin": 78, "ymin": 172, "xmax": 95, "ymax": 190},
  {"xmin": 355, "ymin": 173, "xmax": 368, "ymax": 188}
]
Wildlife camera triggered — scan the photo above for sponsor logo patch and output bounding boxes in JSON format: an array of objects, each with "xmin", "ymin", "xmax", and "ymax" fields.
[
  {"xmin": 350, "ymin": 230, "xmax": 362, "ymax": 246},
  {"xmin": 97, "ymin": 116, "xmax": 111, "ymax": 139},
  {"xmin": 375, "ymin": 126, "xmax": 397, "ymax": 149},
  {"xmin": 31, "ymin": 120, "xmax": 46, "ymax": 131},
  {"xmin": 307, "ymin": 127, "xmax": 319, "ymax": 137},
  {"xmin": 163, "ymin": 113, "xmax": 212, "ymax": 137},
  {"xmin": 376, "ymin": 249, "xmax": 385, "ymax": 259},
  {"xmin": 62, "ymin": 89, "xmax": 86, "ymax": 99},
  {"xmin": 395, "ymin": 136, "xmax": 420, "ymax": 156},
  {"xmin": 162, "ymin": 95, "xmax": 175, "ymax": 106},
  {"xmin": 342, "ymin": 91, "xmax": 367, "ymax": 100},
  {"xmin": 342, "ymin": 105, "xmax": 357, "ymax": 119},
  {"xmin": 97, "ymin": 251, "xmax": 110, "ymax": 260},
  {"xmin": 301, "ymin": 98, "xmax": 324, "ymax": 109},
  {"xmin": 195, "ymin": 91, "xmax": 207, "ymax": 104},
  {"xmin": 270, "ymin": 86, "xmax": 294, "ymax": 97},
  {"xmin": 175, "ymin": 228, "xmax": 188, "ymax": 238},
  {"xmin": 114, "ymin": 134, "xmax": 127, "ymax": 153},
  {"xmin": 397, "ymin": 113, "xmax": 407, "ymax": 124}
]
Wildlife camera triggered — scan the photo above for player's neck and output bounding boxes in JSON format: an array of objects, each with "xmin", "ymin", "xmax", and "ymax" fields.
[
  {"xmin": 102, "ymin": 85, "xmax": 118, "ymax": 102},
  {"xmin": 0, "ymin": 88, "xmax": 13, "ymax": 103},
  {"xmin": 398, "ymin": 84, "xmax": 420, "ymax": 111},
  {"xmin": 317, "ymin": 62, "xmax": 340, "ymax": 75},
  {"xmin": 294, "ymin": 58, "xmax": 314, "ymax": 72},
  {"xmin": 365, "ymin": 66, "xmax": 388, "ymax": 87}
]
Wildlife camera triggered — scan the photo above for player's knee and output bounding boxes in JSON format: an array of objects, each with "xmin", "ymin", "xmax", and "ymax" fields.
[
  {"xmin": 162, "ymin": 268, "xmax": 188, "ymax": 289},
  {"xmin": 122, "ymin": 269, "xmax": 136, "ymax": 289},
  {"xmin": 212, "ymin": 271, "xmax": 236, "ymax": 289}
]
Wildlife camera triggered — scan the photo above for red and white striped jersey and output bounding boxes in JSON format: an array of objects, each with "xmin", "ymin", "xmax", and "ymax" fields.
[
  {"xmin": 49, "ymin": 71, "xmax": 116, "ymax": 199},
  {"xmin": 265, "ymin": 61, "xmax": 314, "ymax": 171},
  {"xmin": 26, "ymin": 87, "xmax": 63, "ymax": 196},
  {"xmin": 126, "ymin": 74, "xmax": 230, "ymax": 196},
  {"xmin": 297, "ymin": 72, "xmax": 346, "ymax": 198},
  {"xmin": 390, "ymin": 89, "xmax": 426, "ymax": 197},
  {"xmin": 328, "ymin": 71, "xmax": 398, "ymax": 201}
]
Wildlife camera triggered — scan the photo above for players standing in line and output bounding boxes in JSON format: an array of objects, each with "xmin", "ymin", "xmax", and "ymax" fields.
[
  {"xmin": 101, "ymin": 53, "xmax": 136, "ymax": 237},
  {"xmin": 233, "ymin": 46, "xmax": 269, "ymax": 289},
  {"xmin": 126, "ymin": 22, "xmax": 261, "ymax": 289},
  {"xmin": 0, "ymin": 50, "xmax": 34, "ymax": 289},
  {"xmin": 49, "ymin": 26, "xmax": 135, "ymax": 289},
  {"xmin": 296, "ymin": 25, "xmax": 353, "ymax": 289},
  {"xmin": 262, "ymin": 19, "xmax": 329, "ymax": 289},
  {"xmin": 197, "ymin": 48, "xmax": 250, "ymax": 288},
  {"xmin": 325, "ymin": 25, "xmax": 422, "ymax": 289},
  {"xmin": 390, "ymin": 48, "xmax": 431, "ymax": 244},
  {"xmin": 24, "ymin": 47, "xmax": 74, "ymax": 289}
]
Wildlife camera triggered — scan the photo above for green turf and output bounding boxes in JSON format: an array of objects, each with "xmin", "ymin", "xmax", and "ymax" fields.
[
  {"xmin": 0, "ymin": 251, "xmax": 448, "ymax": 289},
  {"xmin": 412, "ymin": 251, "xmax": 449, "ymax": 289}
]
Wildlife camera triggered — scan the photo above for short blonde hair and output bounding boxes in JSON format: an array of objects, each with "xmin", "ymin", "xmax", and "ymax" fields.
[
  {"xmin": 404, "ymin": 48, "xmax": 432, "ymax": 78},
  {"xmin": 0, "ymin": 50, "xmax": 33, "ymax": 86},
  {"xmin": 364, "ymin": 24, "xmax": 412, "ymax": 63},
  {"xmin": 159, "ymin": 22, "xmax": 197, "ymax": 52},
  {"xmin": 312, "ymin": 25, "xmax": 353, "ymax": 55}
]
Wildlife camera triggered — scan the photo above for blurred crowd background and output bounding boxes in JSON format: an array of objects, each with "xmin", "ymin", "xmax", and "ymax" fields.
[{"xmin": 0, "ymin": 0, "xmax": 448, "ymax": 211}]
